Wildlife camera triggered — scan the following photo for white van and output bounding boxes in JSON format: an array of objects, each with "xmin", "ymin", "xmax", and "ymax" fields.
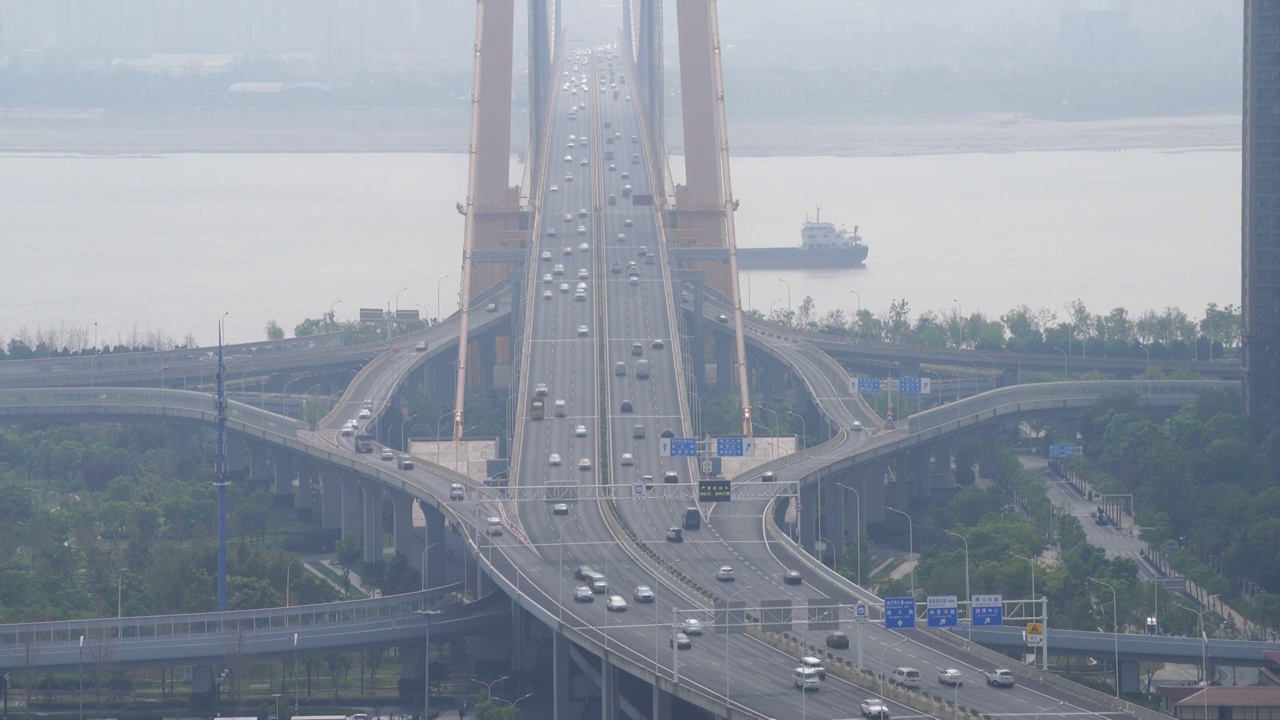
[
  {"xmin": 793, "ymin": 667, "xmax": 821, "ymax": 691},
  {"xmin": 800, "ymin": 656, "xmax": 826, "ymax": 680},
  {"xmin": 486, "ymin": 517, "xmax": 504, "ymax": 536},
  {"xmin": 891, "ymin": 667, "xmax": 922, "ymax": 687}
]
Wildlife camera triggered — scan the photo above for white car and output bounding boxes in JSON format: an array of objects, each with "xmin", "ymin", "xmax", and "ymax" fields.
[
  {"xmin": 852, "ymin": 420, "xmax": 865, "ymax": 432},
  {"xmin": 633, "ymin": 585, "xmax": 655, "ymax": 603},
  {"xmin": 559, "ymin": 282, "xmax": 570, "ymax": 293},
  {"xmin": 552, "ymin": 503, "xmax": 569, "ymax": 516},
  {"xmin": 579, "ymin": 242, "xmax": 589, "ymax": 252},
  {"xmin": 542, "ymin": 289, "xmax": 553, "ymax": 300},
  {"xmin": 339, "ymin": 426, "xmax": 354, "ymax": 437},
  {"xmin": 716, "ymin": 566, "xmax": 735, "ymax": 582},
  {"xmin": 564, "ymin": 173, "xmax": 573, "ymax": 182},
  {"xmin": 546, "ymin": 227, "xmax": 557, "ymax": 237},
  {"xmin": 574, "ymin": 424, "xmax": 588, "ymax": 438},
  {"xmin": 563, "ymin": 213, "xmax": 573, "ymax": 223},
  {"xmin": 938, "ymin": 668, "xmax": 964, "ymax": 687},
  {"xmin": 564, "ymin": 154, "xmax": 572, "ymax": 162},
  {"xmin": 624, "ymin": 218, "xmax": 633, "ymax": 227},
  {"xmin": 540, "ymin": 250, "xmax": 552, "ymax": 261},
  {"xmin": 681, "ymin": 618, "xmax": 703, "ymax": 635},
  {"xmin": 606, "ymin": 595, "xmax": 628, "ymax": 611},
  {"xmin": 860, "ymin": 698, "xmax": 890, "ymax": 719},
  {"xmin": 548, "ymin": 453, "xmax": 562, "ymax": 466},
  {"xmin": 358, "ymin": 408, "xmax": 372, "ymax": 419},
  {"xmin": 563, "ymin": 246, "xmax": 573, "ymax": 255},
  {"xmin": 577, "ymin": 268, "xmax": 589, "ymax": 279},
  {"xmin": 578, "ymin": 457, "xmax": 592, "ymax": 471},
  {"xmin": 620, "ymin": 453, "xmax": 634, "ymax": 466},
  {"xmin": 576, "ymin": 325, "xmax": 589, "ymax": 337},
  {"xmin": 549, "ymin": 184, "xmax": 558, "ymax": 193},
  {"xmin": 542, "ymin": 273, "xmax": 553, "ymax": 283},
  {"xmin": 553, "ymin": 263, "xmax": 565, "ymax": 275},
  {"xmin": 380, "ymin": 449, "xmax": 395, "ymax": 461},
  {"xmin": 579, "ymin": 158, "xmax": 589, "ymax": 166},
  {"xmin": 576, "ymin": 225, "xmax": 587, "ymax": 235}
]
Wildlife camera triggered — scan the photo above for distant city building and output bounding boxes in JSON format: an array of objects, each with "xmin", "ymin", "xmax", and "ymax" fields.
[
  {"xmin": 1244, "ymin": 0, "xmax": 1280, "ymax": 432},
  {"xmin": 1057, "ymin": 6, "xmax": 1141, "ymax": 65}
]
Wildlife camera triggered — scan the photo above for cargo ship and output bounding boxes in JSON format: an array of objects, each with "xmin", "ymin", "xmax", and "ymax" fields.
[{"xmin": 737, "ymin": 207, "xmax": 869, "ymax": 269}]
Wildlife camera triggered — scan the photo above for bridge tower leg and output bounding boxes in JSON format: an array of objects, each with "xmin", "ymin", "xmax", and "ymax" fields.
[
  {"xmin": 388, "ymin": 489, "xmax": 420, "ymax": 562},
  {"xmin": 319, "ymin": 470, "xmax": 341, "ymax": 529},
  {"xmin": 909, "ymin": 447, "xmax": 932, "ymax": 500},
  {"xmin": 359, "ymin": 477, "xmax": 384, "ymax": 565},
  {"xmin": 248, "ymin": 440, "xmax": 269, "ymax": 486},
  {"xmin": 622, "ymin": 0, "xmax": 633, "ymax": 55},
  {"xmin": 824, "ymin": 477, "xmax": 846, "ymax": 564},
  {"xmin": 527, "ymin": 0, "xmax": 552, "ymax": 192},
  {"xmin": 399, "ymin": 641, "xmax": 426, "ymax": 708},
  {"xmin": 270, "ymin": 446, "xmax": 294, "ymax": 506},
  {"xmin": 635, "ymin": 0, "xmax": 664, "ymax": 196},
  {"xmin": 295, "ymin": 458, "xmax": 314, "ymax": 514},
  {"xmin": 340, "ymin": 472, "xmax": 362, "ymax": 539},
  {"xmin": 652, "ymin": 684, "xmax": 673, "ymax": 720}
]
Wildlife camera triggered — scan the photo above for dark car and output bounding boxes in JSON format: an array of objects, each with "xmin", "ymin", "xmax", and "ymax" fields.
[
  {"xmin": 663, "ymin": 471, "xmax": 679, "ymax": 484},
  {"xmin": 783, "ymin": 570, "xmax": 803, "ymax": 585},
  {"xmin": 660, "ymin": 428, "xmax": 675, "ymax": 439},
  {"xmin": 574, "ymin": 565, "xmax": 595, "ymax": 581},
  {"xmin": 620, "ymin": 400, "xmax": 633, "ymax": 413},
  {"xmin": 670, "ymin": 632, "xmax": 692, "ymax": 650},
  {"xmin": 762, "ymin": 471, "xmax": 776, "ymax": 482},
  {"xmin": 611, "ymin": 261, "xmax": 622, "ymax": 274},
  {"xmin": 826, "ymin": 631, "xmax": 849, "ymax": 649}
]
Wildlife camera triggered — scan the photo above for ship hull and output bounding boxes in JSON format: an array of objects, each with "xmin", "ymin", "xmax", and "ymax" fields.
[{"xmin": 736, "ymin": 245, "xmax": 868, "ymax": 270}]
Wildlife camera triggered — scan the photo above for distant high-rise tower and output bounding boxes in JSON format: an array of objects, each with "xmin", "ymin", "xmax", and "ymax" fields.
[{"xmin": 1244, "ymin": 0, "xmax": 1280, "ymax": 432}]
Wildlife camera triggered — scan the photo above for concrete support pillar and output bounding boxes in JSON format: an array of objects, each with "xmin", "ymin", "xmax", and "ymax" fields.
[
  {"xmin": 477, "ymin": 334, "xmax": 497, "ymax": 390},
  {"xmin": 248, "ymin": 441, "xmax": 269, "ymax": 484},
  {"xmin": 798, "ymin": 482, "xmax": 818, "ymax": 556},
  {"xmin": 910, "ymin": 448, "xmax": 932, "ymax": 500},
  {"xmin": 823, "ymin": 478, "xmax": 845, "ymax": 565},
  {"xmin": 1118, "ymin": 659, "xmax": 1142, "ymax": 696},
  {"xmin": 933, "ymin": 438, "xmax": 954, "ymax": 485},
  {"xmin": 651, "ymin": 684, "xmax": 672, "ymax": 720},
  {"xmin": 861, "ymin": 465, "xmax": 886, "ymax": 526},
  {"xmin": 320, "ymin": 470, "xmax": 343, "ymax": 530},
  {"xmin": 431, "ymin": 358, "xmax": 453, "ymax": 400},
  {"xmin": 270, "ymin": 446, "xmax": 294, "ymax": 503},
  {"xmin": 553, "ymin": 633, "xmax": 572, "ymax": 720},
  {"xmin": 601, "ymin": 656, "xmax": 617, "ymax": 720},
  {"xmin": 226, "ymin": 434, "xmax": 246, "ymax": 473},
  {"xmin": 360, "ymin": 478, "xmax": 383, "ymax": 565},
  {"xmin": 295, "ymin": 457, "xmax": 314, "ymax": 512},
  {"xmin": 714, "ymin": 332, "xmax": 732, "ymax": 393},
  {"xmin": 340, "ymin": 473, "xmax": 362, "ymax": 543},
  {"xmin": 424, "ymin": 502, "xmax": 448, "ymax": 588},
  {"xmin": 388, "ymin": 489, "xmax": 418, "ymax": 560}
]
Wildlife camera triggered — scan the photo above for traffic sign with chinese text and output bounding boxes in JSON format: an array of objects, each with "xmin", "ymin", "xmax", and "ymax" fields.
[
  {"xmin": 884, "ymin": 597, "xmax": 916, "ymax": 629},
  {"xmin": 855, "ymin": 377, "xmax": 882, "ymax": 394},
  {"xmin": 926, "ymin": 595, "xmax": 958, "ymax": 628},
  {"xmin": 972, "ymin": 594, "xmax": 1003, "ymax": 626}
]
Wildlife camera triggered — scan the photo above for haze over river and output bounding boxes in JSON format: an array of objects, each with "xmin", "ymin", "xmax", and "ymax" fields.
[{"xmin": 2, "ymin": 146, "xmax": 1237, "ymax": 345}]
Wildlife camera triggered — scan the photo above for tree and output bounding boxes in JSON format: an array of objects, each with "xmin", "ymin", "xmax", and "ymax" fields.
[
  {"xmin": 334, "ymin": 536, "xmax": 362, "ymax": 596},
  {"xmin": 265, "ymin": 320, "xmax": 285, "ymax": 341}
]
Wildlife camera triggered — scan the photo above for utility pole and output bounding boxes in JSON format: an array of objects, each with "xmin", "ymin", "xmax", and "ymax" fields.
[{"xmin": 215, "ymin": 313, "xmax": 230, "ymax": 611}]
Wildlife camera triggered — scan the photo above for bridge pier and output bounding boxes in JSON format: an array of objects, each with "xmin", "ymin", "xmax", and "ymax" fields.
[
  {"xmin": 270, "ymin": 446, "xmax": 294, "ymax": 505},
  {"xmin": 823, "ymin": 477, "xmax": 845, "ymax": 564},
  {"xmin": 360, "ymin": 477, "xmax": 384, "ymax": 565},
  {"xmin": 909, "ymin": 447, "xmax": 932, "ymax": 501},
  {"xmin": 295, "ymin": 457, "xmax": 314, "ymax": 514},
  {"xmin": 552, "ymin": 632, "xmax": 576, "ymax": 720},
  {"xmin": 399, "ymin": 640, "xmax": 426, "ymax": 707},
  {"xmin": 601, "ymin": 656, "xmax": 619, "ymax": 720},
  {"xmin": 423, "ymin": 503, "xmax": 447, "ymax": 588},
  {"xmin": 320, "ymin": 470, "xmax": 343, "ymax": 530},
  {"xmin": 340, "ymin": 473, "xmax": 362, "ymax": 545},
  {"xmin": 226, "ymin": 433, "xmax": 246, "ymax": 474},
  {"xmin": 1119, "ymin": 658, "xmax": 1142, "ymax": 695},
  {"xmin": 652, "ymin": 684, "xmax": 673, "ymax": 720},
  {"xmin": 861, "ymin": 464, "xmax": 887, "ymax": 526},
  {"xmin": 477, "ymin": 334, "xmax": 497, "ymax": 390},
  {"xmin": 249, "ymin": 440, "xmax": 270, "ymax": 486},
  {"xmin": 389, "ymin": 489, "xmax": 419, "ymax": 563}
]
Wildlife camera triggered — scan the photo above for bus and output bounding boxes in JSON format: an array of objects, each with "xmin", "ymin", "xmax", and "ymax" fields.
[
  {"xmin": 354, "ymin": 431, "xmax": 375, "ymax": 453},
  {"xmin": 531, "ymin": 399, "xmax": 545, "ymax": 420}
]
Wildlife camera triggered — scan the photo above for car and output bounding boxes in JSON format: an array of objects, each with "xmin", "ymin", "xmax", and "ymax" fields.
[
  {"xmin": 552, "ymin": 503, "xmax": 570, "ymax": 516},
  {"xmin": 717, "ymin": 313, "xmax": 729, "ymax": 323},
  {"xmin": 663, "ymin": 471, "xmax": 679, "ymax": 484},
  {"xmin": 625, "ymin": 95, "xmax": 632, "ymax": 102},
  {"xmin": 794, "ymin": 667, "xmax": 821, "ymax": 691},
  {"xmin": 716, "ymin": 566, "xmax": 735, "ymax": 582},
  {"xmin": 579, "ymin": 242, "xmax": 590, "ymax": 252},
  {"xmin": 398, "ymin": 455, "xmax": 415, "ymax": 470},
  {"xmin": 358, "ymin": 408, "xmax": 372, "ymax": 419},
  {"xmin": 549, "ymin": 184, "xmax": 558, "ymax": 193},
  {"xmin": 826, "ymin": 631, "xmax": 849, "ymax": 649},
  {"xmin": 638, "ymin": 245, "xmax": 648, "ymax": 256},
  {"xmin": 624, "ymin": 217, "xmax": 633, "ymax": 227},
  {"xmin": 576, "ymin": 325, "xmax": 589, "ymax": 337},
  {"xmin": 541, "ymin": 251, "xmax": 552, "ymax": 264},
  {"xmin": 414, "ymin": 340, "xmax": 428, "ymax": 352},
  {"xmin": 579, "ymin": 158, "xmax": 589, "ymax": 166},
  {"xmin": 641, "ymin": 474, "xmax": 654, "ymax": 486},
  {"xmin": 553, "ymin": 263, "xmax": 565, "ymax": 275},
  {"xmin": 631, "ymin": 135, "xmax": 639, "ymax": 143},
  {"xmin": 340, "ymin": 426, "xmax": 354, "ymax": 437},
  {"xmin": 563, "ymin": 213, "xmax": 573, "ymax": 223},
  {"xmin": 762, "ymin": 471, "xmax": 776, "ymax": 482},
  {"xmin": 542, "ymin": 289, "xmax": 553, "ymax": 300},
  {"xmin": 611, "ymin": 261, "xmax": 622, "ymax": 274},
  {"xmin": 548, "ymin": 453, "xmax": 562, "ymax": 466},
  {"xmin": 938, "ymin": 668, "xmax": 964, "ymax": 687},
  {"xmin": 564, "ymin": 154, "xmax": 572, "ymax": 162},
  {"xmin": 608, "ymin": 163, "xmax": 616, "ymax": 172},
  {"xmin": 573, "ymin": 565, "xmax": 595, "ymax": 581},
  {"xmin": 606, "ymin": 595, "xmax": 628, "ymax": 611},
  {"xmin": 633, "ymin": 585, "xmax": 655, "ymax": 603},
  {"xmin": 574, "ymin": 289, "xmax": 586, "ymax": 301},
  {"xmin": 381, "ymin": 449, "xmax": 395, "ymax": 461},
  {"xmin": 559, "ymin": 282, "xmax": 570, "ymax": 293},
  {"xmin": 620, "ymin": 400, "xmax": 633, "ymax": 413},
  {"xmin": 578, "ymin": 457, "xmax": 592, "ymax": 471},
  {"xmin": 985, "ymin": 669, "xmax": 1015, "ymax": 687},
  {"xmin": 617, "ymin": 233, "xmax": 627, "ymax": 242},
  {"xmin": 783, "ymin": 570, "xmax": 803, "ymax": 585},
  {"xmin": 860, "ymin": 698, "xmax": 890, "ymax": 719},
  {"xmin": 651, "ymin": 338, "xmax": 664, "ymax": 349},
  {"xmin": 546, "ymin": 227, "xmax": 557, "ymax": 237},
  {"xmin": 542, "ymin": 273, "xmax": 553, "ymax": 283},
  {"xmin": 666, "ymin": 527, "xmax": 684, "ymax": 542},
  {"xmin": 852, "ymin": 420, "xmax": 864, "ymax": 432},
  {"xmin": 660, "ymin": 428, "xmax": 675, "ymax": 438},
  {"xmin": 891, "ymin": 667, "xmax": 922, "ymax": 687},
  {"xmin": 578, "ymin": 268, "xmax": 589, "ymax": 279},
  {"xmin": 574, "ymin": 424, "xmax": 587, "ymax": 438},
  {"xmin": 576, "ymin": 225, "xmax": 587, "ymax": 235},
  {"xmin": 680, "ymin": 618, "xmax": 704, "ymax": 635},
  {"xmin": 534, "ymin": 383, "xmax": 549, "ymax": 397},
  {"xmin": 620, "ymin": 453, "xmax": 634, "ymax": 466},
  {"xmin": 629, "ymin": 275, "xmax": 640, "ymax": 286},
  {"xmin": 621, "ymin": 171, "xmax": 630, "ymax": 180},
  {"xmin": 631, "ymin": 341, "xmax": 644, "ymax": 356},
  {"xmin": 670, "ymin": 632, "xmax": 692, "ymax": 650},
  {"xmin": 573, "ymin": 586, "xmax": 593, "ymax": 602},
  {"xmin": 485, "ymin": 302, "xmax": 497, "ymax": 313},
  {"xmin": 801, "ymin": 656, "xmax": 827, "ymax": 680},
  {"xmin": 563, "ymin": 245, "xmax": 573, "ymax": 255},
  {"xmin": 564, "ymin": 172, "xmax": 573, "ymax": 182},
  {"xmin": 449, "ymin": 483, "xmax": 465, "ymax": 501}
]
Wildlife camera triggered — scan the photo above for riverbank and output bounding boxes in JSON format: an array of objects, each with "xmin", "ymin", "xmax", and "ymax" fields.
[{"xmin": 0, "ymin": 108, "xmax": 1241, "ymax": 157}]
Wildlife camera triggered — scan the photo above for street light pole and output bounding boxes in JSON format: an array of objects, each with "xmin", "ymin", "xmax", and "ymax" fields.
[
  {"xmin": 92, "ymin": 322, "xmax": 98, "ymax": 388},
  {"xmin": 849, "ymin": 290, "xmax": 861, "ymax": 340},
  {"xmin": 328, "ymin": 300, "xmax": 342, "ymax": 332},
  {"xmin": 1052, "ymin": 346, "xmax": 1067, "ymax": 379},
  {"xmin": 292, "ymin": 632, "xmax": 299, "ymax": 712},
  {"xmin": 725, "ymin": 585, "xmax": 751, "ymax": 708},
  {"xmin": 78, "ymin": 636, "xmax": 84, "ymax": 720},
  {"xmin": 556, "ymin": 514, "xmax": 581, "ymax": 622},
  {"xmin": 1175, "ymin": 601, "xmax": 1211, "ymax": 718},
  {"xmin": 885, "ymin": 506, "xmax": 914, "ymax": 598},
  {"xmin": 395, "ymin": 286, "xmax": 410, "ymax": 314},
  {"xmin": 778, "ymin": 278, "xmax": 791, "ymax": 313},
  {"xmin": 436, "ymin": 274, "xmax": 452, "ymax": 323},
  {"xmin": 953, "ymin": 299, "xmax": 963, "ymax": 348},
  {"xmin": 945, "ymin": 530, "xmax": 970, "ymax": 638},
  {"xmin": 1007, "ymin": 551, "xmax": 1036, "ymax": 602},
  {"xmin": 401, "ymin": 413, "xmax": 418, "ymax": 451},
  {"xmin": 784, "ymin": 409, "xmax": 806, "ymax": 450},
  {"xmin": 1089, "ymin": 578, "xmax": 1120, "ymax": 698},
  {"xmin": 285, "ymin": 559, "xmax": 297, "ymax": 607},
  {"xmin": 420, "ymin": 542, "xmax": 439, "ymax": 591},
  {"xmin": 836, "ymin": 483, "xmax": 861, "ymax": 586},
  {"xmin": 878, "ymin": 637, "xmax": 908, "ymax": 701}
]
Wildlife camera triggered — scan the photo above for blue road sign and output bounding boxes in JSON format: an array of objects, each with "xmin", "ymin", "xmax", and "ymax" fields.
[
  {"xmin": 855, "ymin": 377, "xmax": 882, "ymax": 394},
  {"xmin": 972, "ymin": 594, "xmax": 1004, "ymax": 626},
  {"xmin": 716, "ymin": 437, "xmax": 746, "ymax": 457},
  {"xmin": 1048, "ymin": 444, "xmax": 1075, "ymax": 458},
  {"xmin": 662, "ymin": 438, "xmax": 697, "ymax": 457},
  {"xmin": 926, "ymin": 596, "xmax": 958, "ymax": 628},
  {"xmin": 899, "ymin": 377, "xmax": 922, "ymax": 394},
  {"xmin": 884, "ymin": 597, "xmax": 916, "ymax": 629}
]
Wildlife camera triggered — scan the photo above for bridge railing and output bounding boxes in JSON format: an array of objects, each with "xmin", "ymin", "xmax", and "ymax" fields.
[
  {"xmin": 0, "ymin": 388, "xmax": 307, "ymax": 439},
  {"xmin": 0, "ymin": 587, "xmax": 459, "ymax": 650},
  {"xmin": 907, "ymin": 380, "xmax": 1234, "ymax": 436}
]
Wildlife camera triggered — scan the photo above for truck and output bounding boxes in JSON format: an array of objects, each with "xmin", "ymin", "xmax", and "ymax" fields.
[
  {"xmin": 984, "ymin": 669, "xmax": 1015, "ymax": 687},
  {"xmin": 531, "ymin": 399, "xmax": 545, "ymax": 420},
  {"xmin": 354, "ymin": 432, "xmax": 375, "ymax": 453},
  {"xmin": 683, "ymin": 506, "xmax": 701, "ymax": 530}
]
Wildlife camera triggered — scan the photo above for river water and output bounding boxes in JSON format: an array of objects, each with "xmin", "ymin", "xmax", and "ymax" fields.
[{"xmin": 0, "ymin": 147, "xmax": 1238, "ymax": 345}]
